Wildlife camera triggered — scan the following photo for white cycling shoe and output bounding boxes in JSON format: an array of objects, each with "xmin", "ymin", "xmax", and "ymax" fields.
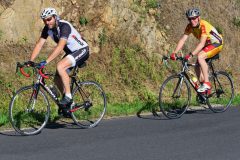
[{"xmin": 197, "ymin": 82, "xmax": 211, "ymax": 92}]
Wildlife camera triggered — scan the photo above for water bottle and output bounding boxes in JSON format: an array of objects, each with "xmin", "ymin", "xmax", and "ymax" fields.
[
  {"xmin": 50, "ymin": 85, "xmax": 60, "ymax": 98},
  {"xmin": 191, "ymin": 76, "xmax": 199, "ymax": 89},
  {"xmin": 188, "ymin": 70, "xmax": 199, "ymax": 89}
]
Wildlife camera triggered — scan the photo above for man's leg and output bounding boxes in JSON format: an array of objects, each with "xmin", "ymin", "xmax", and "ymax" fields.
[
  {"xmin": 195, "ymin": 63, "xmax": 204, "ymax": 83},
  {"xmin": 197, "ymin": 51, "xmax": 211, "ymax": 92},
  {"xmin": 54, "ymin": 73, "xmax": 64, "ymax": 96},
  {"xmin": 198, "ymin": 51, "xmax": 209, "ymax": 82},
  {"xmin": 57, "ymin": 57, "xmax": 73, "ymax": 105}
]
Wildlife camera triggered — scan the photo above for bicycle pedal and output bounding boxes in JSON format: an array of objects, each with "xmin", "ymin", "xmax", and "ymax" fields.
[
  {"xmin": 58, "ymin": 108, "xmax": 71, "ymax": 118},
  {"xmin": 196, "ymin": 95, "xmax": 206, "ymax": 104},
  {"xmin": 63, "ymin": 109, "xmax": 71, "ymax": 118},
  {"xmin": 84, "ymin": 101, "xmax": 92, "ymax": 111}
]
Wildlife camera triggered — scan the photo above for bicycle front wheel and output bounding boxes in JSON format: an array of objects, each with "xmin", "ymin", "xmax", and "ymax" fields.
[
  {"xmin": 207, "ymin": 71, "xmax": 234, "ymax": 113},
  {"xmin": 71, "ymin": 81, "xmax": 107, "ymax": 128},
  {"xmin": 159, "ymin": 75, "xmax": 191, "ymax": 119},
  {"xmin": 9, "ymin": 85, "xmax": 50, "ymax": 135}
]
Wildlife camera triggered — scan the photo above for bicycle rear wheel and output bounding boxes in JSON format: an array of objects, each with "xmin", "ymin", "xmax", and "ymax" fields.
[
  {"xmin": 71, "ymin": 81, "xmax": 107, "ymax": 128},
  {"xmin": 9, "ymin": 85, "xmax": 50, "ymax": 135},
  {"xmin": 207, "ymin": 71, "xmax": 234, "ymax": 113},
  {"xmin": 159, "ymin": 75, "xmax": 191, "ymax": 119}
]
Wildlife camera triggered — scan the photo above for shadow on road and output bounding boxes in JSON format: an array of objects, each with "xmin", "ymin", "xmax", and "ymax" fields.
[
  {"xmin": 0, "ymin": 130, "xmax": 22, "ymax": 136},
  {"xmin": 0, "ymin": 118, "xmax": 83, "ymax": 137},
  {"xmin": 45, "ymin": 119, "xmax": 82, "ymax": 130},
  {"xmin": 136, "ymin": 101, "xmax": 167, "ymax": 120},
  {"xmin": 137, "ymin": 101, "xmax": 214, "ymax": 120}
]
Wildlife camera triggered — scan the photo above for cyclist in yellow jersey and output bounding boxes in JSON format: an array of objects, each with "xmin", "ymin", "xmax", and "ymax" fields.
[{"xmin": 170, "ymin": 8, "xmax": 223, "ymax": 92}]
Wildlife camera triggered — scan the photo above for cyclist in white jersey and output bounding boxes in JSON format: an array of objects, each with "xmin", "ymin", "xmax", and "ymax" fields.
[{"xmin": 29, "ymin": 8, "xmax": 89, "ymax": 106}]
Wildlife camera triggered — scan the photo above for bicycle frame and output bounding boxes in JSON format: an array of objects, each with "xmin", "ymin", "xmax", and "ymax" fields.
[
  {"xmin": 17, "ymin": 62, "xmax": 89, "ymax": 110},
  {"xmin": 168, "ymin": 57, "xmax": 214, "ymax": 102},
  {"xmin": 207, "ymin": 59, "xmax": 225, "ymax": 98},
  {"xmin": 167, "ymin": 55, "xmax": 226, "ymax": 102},
  {"xmin": 160, "ymin": 54, "xmax": 234, "ymax": 119},
  {"xmin": 11, "ymin": 61, "xmax": 107, "ymax": 135}
]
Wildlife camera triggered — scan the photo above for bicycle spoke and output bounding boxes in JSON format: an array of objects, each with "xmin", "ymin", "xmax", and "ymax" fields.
[
  {"xmin": 9, "ymin": 86, "xmax": 50, "ymax": 135},
  {"xmin": 207, "ymin": 71, "xmax": 234, "ymax": 113},
  {"xmin": 71, "ymin": 81, "xmax": 106, "ymax": 128},
  {"xmin": 159, "ymin": 75, "xmax": 190, "ymax": 119}
]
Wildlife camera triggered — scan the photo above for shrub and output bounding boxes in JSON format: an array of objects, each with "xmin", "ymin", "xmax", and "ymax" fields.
[
  {"xmin": 233, "ymin": 17, "xmax": 240, "ymax": 27},
  {"xmin": 79, "ymin": 17, "xmax": 88, "ymax": 26},
  {"xmin": 146, "ymin": 0, "xmax": 159, "ymax": 9}
]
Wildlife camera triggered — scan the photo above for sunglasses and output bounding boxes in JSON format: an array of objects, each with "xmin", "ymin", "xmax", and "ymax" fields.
[
  {"xmin": 188, "ymin": 16, "xmax": 199, "ymax": 21},
  {"xmin": 43, "ymin": 17, "xmax": 53, "ymax": 22}
]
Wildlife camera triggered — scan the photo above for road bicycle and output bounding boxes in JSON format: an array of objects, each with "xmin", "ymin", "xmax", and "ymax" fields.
[
  {"xmin": 9, "ymin": 61, "xmax": 107, "ymax": 135},
  {"xmin": 159, "ymin": 54, "xmax": 234, "ymax": 119}
]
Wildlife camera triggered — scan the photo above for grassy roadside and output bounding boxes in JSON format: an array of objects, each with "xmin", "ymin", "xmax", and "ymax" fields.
[
  {"xmin": 1, "ymin": 94, "xmax": 239, "ymax": 131},
  {"xmin": 0, "ymin": 42, "xmax": 239, "ymax": 131}
]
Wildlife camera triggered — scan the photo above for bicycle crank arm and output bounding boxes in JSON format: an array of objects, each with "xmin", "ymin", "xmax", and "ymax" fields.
[{"xmin": 69, "ymin": 104, "xmax": 85, "ymax": 112}]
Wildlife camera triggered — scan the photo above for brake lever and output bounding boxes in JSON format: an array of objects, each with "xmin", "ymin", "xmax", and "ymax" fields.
[
  {"xmin": 16, "ymin": 62, "xmax": 23, "ymax": 73},
  {"xmin": 162, "ymin": 56, "xmax": 169, "ymax": 67},
  {"xmin": 16, "ymin": 62, "xmax": 19, "ymax": 73}
]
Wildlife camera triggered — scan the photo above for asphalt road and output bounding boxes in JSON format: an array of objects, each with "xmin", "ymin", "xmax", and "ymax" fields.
[{"xmin": 1, "ymin": 107, "xmax": 240, "ymax": 160}]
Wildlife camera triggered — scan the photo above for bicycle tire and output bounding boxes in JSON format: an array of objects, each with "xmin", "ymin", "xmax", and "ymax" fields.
[
  {"xmin": 70, "ymin": 81, "xmax": 107, "ymax": 128},
  {"xmin": 159, "ymin": 74, "xmax": 191, "ymax": 119},
  {"xmin": 9, "ymin": 85, "xmax": 50, "ymax": 135},
  {"xmin": 207, "ymin": 71, "xmax": 234, "ymax": 113}
]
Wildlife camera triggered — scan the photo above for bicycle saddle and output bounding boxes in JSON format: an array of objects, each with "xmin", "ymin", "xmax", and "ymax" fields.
[{"xmin": 77, "ymin": 62, "xmax": 87, "ymax": 68}]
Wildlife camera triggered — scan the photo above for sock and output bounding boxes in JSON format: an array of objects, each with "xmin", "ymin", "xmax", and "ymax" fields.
[{"xmin": 65, "ymin": 93, "xmax": 72, "ymax": 99}]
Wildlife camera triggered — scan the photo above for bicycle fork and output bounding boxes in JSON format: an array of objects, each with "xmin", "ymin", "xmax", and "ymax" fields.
[
  {"xmin": 26, "ymin": 86, "xmax": 39, "ymax": 112},
  {"xmin": 172, "ymin": 77, "xmax": 184, "ymax": 98}
]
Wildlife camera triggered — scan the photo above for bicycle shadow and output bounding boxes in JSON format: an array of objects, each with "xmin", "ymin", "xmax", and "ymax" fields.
[
  {"xmin": 45, "ymin": 119, "xmax": 81, "ymax": 130},
  {"xmin": 0, "ymin": 117, "xmax": 83, "ymax": 137},
  {"xmin": 136, "ymin": 101, "xmax": 214, "ymax": 120},
  {"xmin": 0, "ymin": 122, "xmax": 23, "ymax": 136},
  {"xmin": 136, "ymin": 101, "xmax": 167, "ymax": 120},
  {"xmin": 185, "ymin": 105, "xmax": 214, "ymax": 115},
  {"xmin": 0, "ymin": 130, "xmax": 23, "ymax": 136}
]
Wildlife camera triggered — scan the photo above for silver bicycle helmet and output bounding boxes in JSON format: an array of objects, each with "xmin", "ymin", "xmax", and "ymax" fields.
[
  {"xmin": 40, "ymin": 8, "xmax": 58, "ymax": 19},
  {"xmin": 186, "ymin": 8, "xmax": 200, "ymax": 18}
]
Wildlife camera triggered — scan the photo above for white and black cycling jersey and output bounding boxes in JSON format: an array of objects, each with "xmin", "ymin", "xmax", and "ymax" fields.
[{"xmin": 41, "ymin": 19, "xmax": 88, "ymax": 54}]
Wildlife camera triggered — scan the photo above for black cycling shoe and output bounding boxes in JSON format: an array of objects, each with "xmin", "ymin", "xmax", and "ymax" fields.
[{"xmin": 59, "ymin": 96, "xmax": 73, "ymax": 107}]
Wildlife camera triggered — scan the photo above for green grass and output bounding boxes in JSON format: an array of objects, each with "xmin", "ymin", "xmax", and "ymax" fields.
[
  {"xmin": 232, "ymin": 94, "xmax": 240, "ymax": 105},
  {"xmin": 0, "ymin": 112, "xmax": 8, "ymax": 127},
  {"xmin": 105, "ymin": 100, "xmax": 159, "ymax": 117},
  {"xmin": 0, "ymin": 100, "xmax": 159, "ymax": 129},
  {"xmin": 1, "ymin": 93, "xmax": 239, "ymax": 130}
]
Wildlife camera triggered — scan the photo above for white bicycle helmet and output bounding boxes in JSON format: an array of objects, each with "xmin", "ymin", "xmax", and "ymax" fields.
[
  {"xmin": 186, "ymin": 8, "xmax": 200, "ymax": 18},
  {"xmin": 40, "ymin": 7, "xmax": 58, "ymax": 19}
]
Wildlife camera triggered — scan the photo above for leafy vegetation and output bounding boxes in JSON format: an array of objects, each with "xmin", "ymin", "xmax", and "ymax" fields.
[
  {"xmin": 79, "ymin": 17, "xmax": 88, "ymax": 26},
  {"xmin": 146, "ymin": 0, "xmax": 159, "ymax": 9},
  {"xmin": 131, "ymin": 0, "xmax": 160, "ymax": 14},
  {"xmin": 98, "ymin": 28, "xmax": 108, "ymax": 46},
  {"xmin": 233, "ymin": 16, "xmax": 240, "ymax": 27}
]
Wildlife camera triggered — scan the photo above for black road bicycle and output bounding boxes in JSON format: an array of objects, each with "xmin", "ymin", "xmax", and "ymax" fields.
[
  {"xmin": 9, "ymin": 62, "xmax": 107, "ymax": 135},
  {"xmin": 159, "ymin": 54, "xmax": 234, "ymax": 119}
]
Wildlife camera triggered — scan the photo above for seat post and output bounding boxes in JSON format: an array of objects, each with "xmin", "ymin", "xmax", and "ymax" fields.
[{"xmin": 72, "ymin": 66, "xmax": 78, "ymax": 77}]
